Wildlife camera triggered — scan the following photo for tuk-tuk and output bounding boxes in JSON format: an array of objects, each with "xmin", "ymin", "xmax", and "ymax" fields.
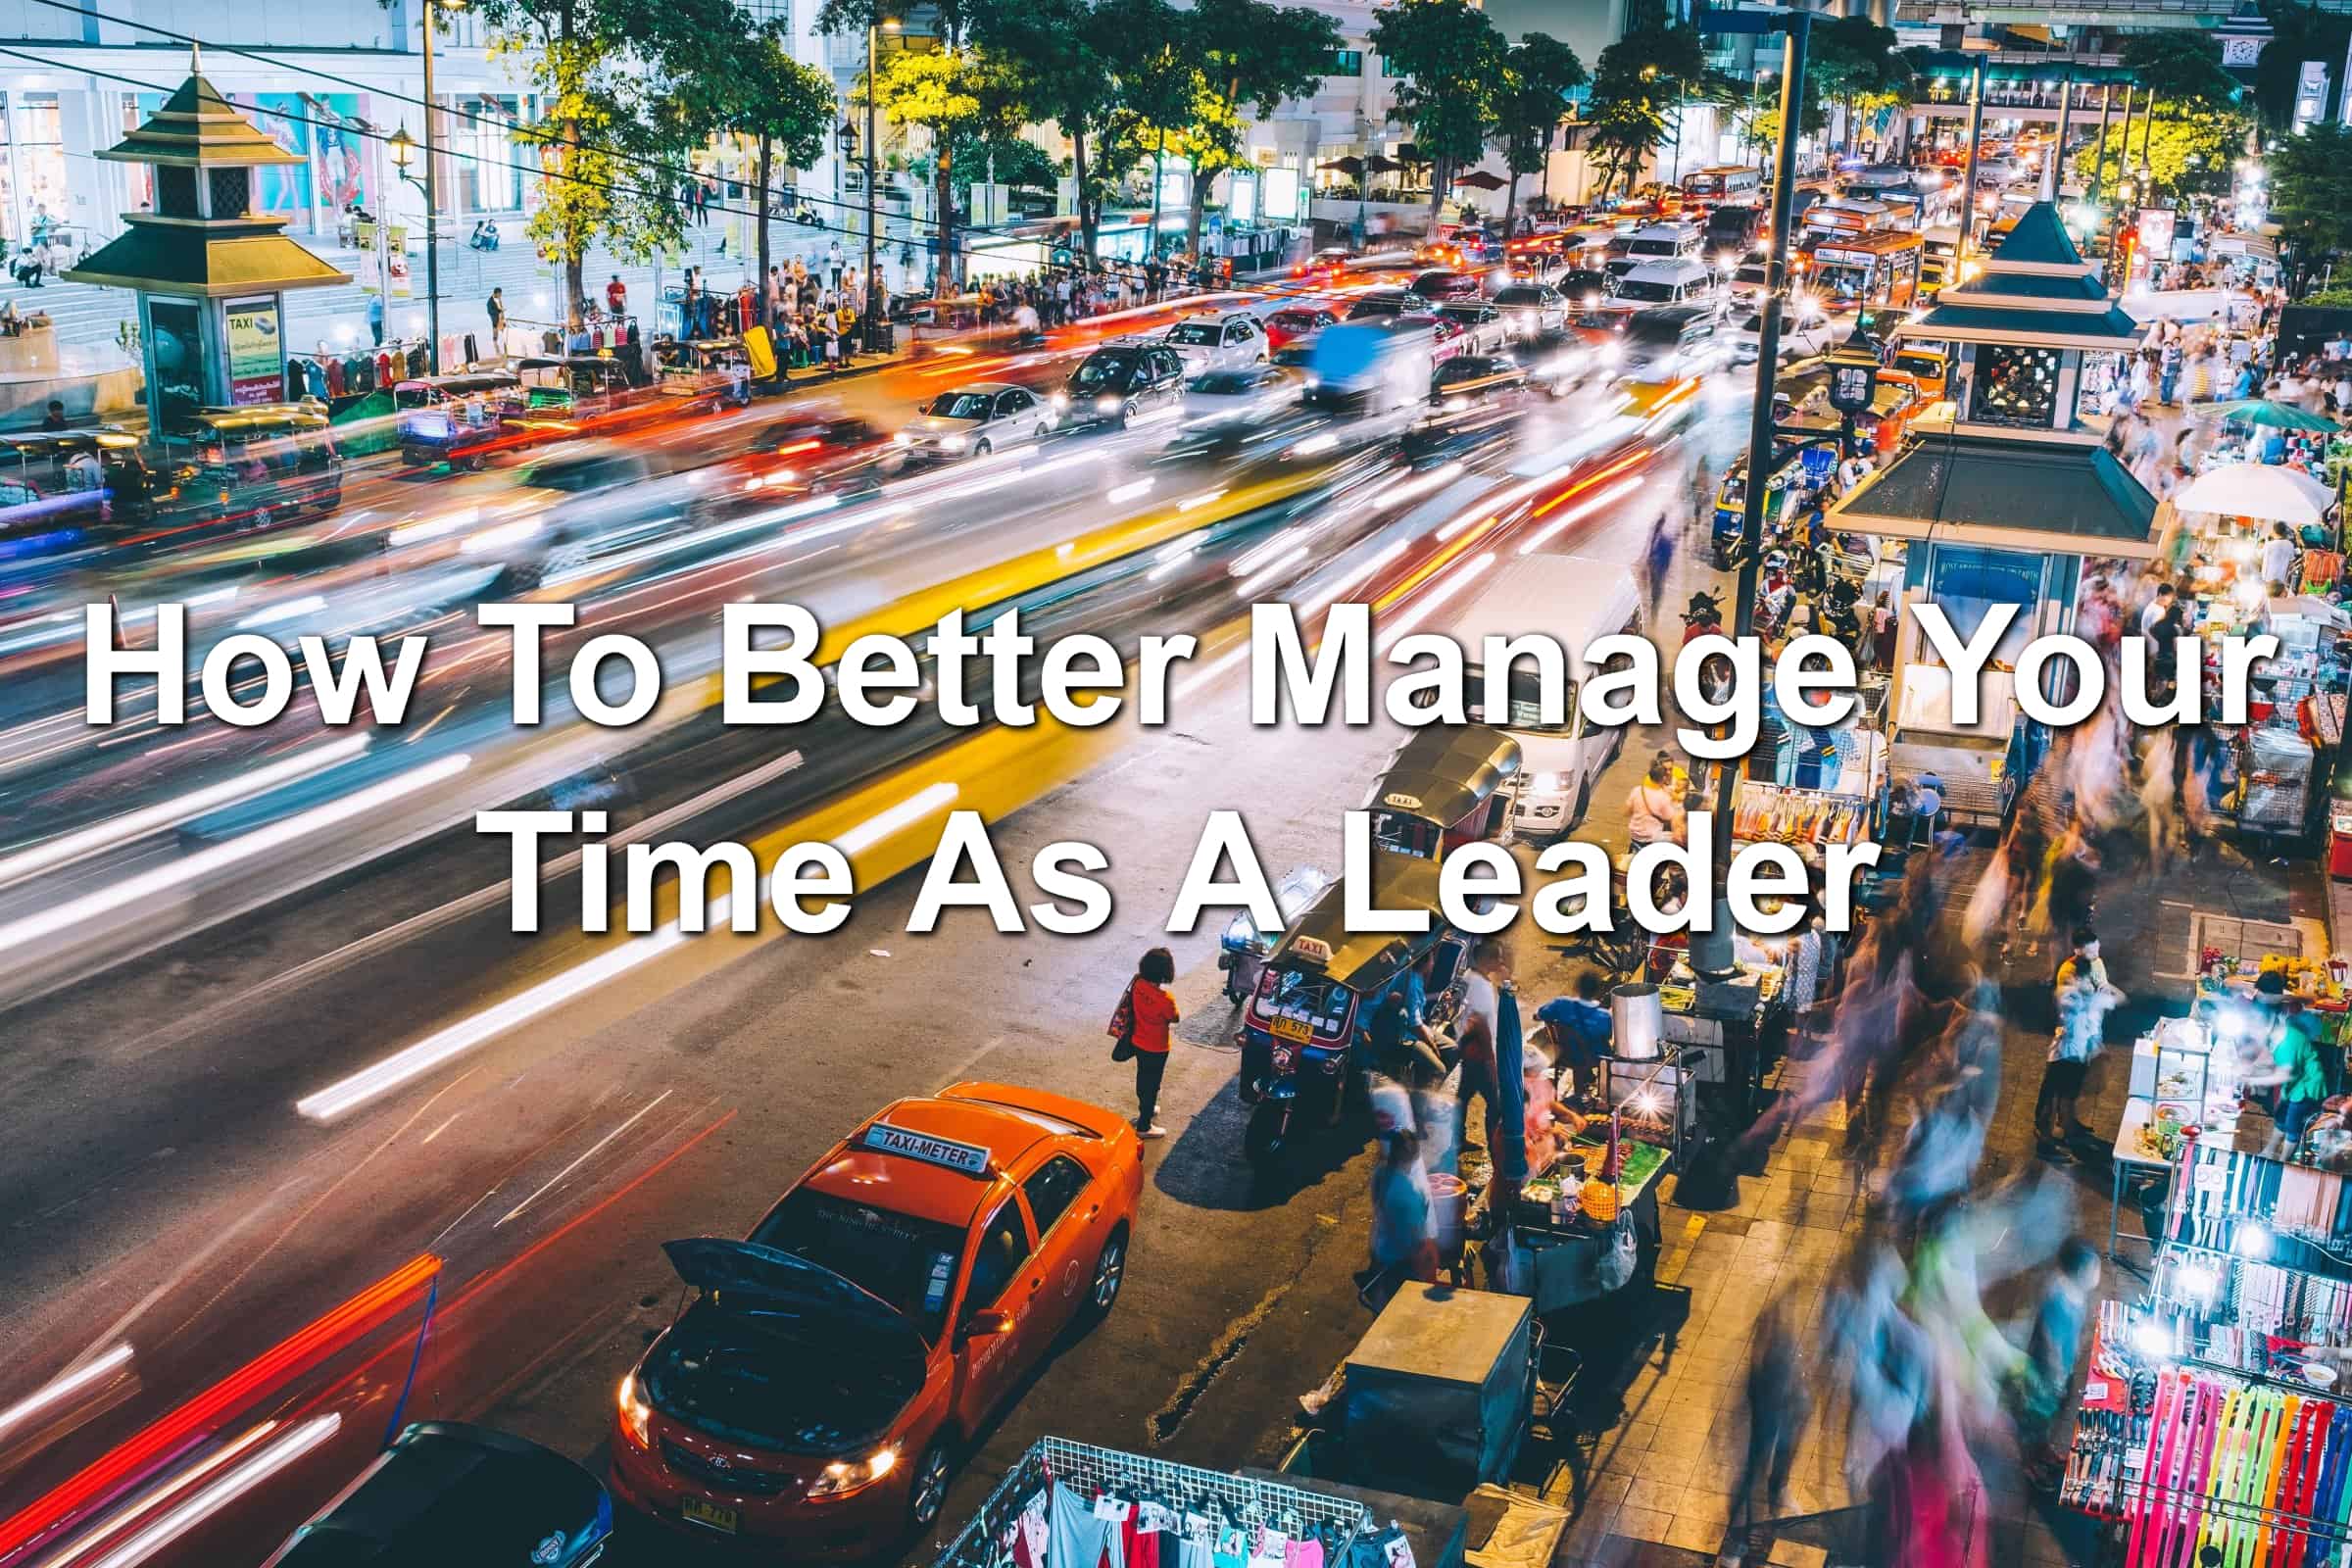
[
  {"xmin": 1366, "ymin": 724, "xmax": 1524, "ymax": 858},
  {"xmin": 506, "ymin": 355, "xmax": 638, "ymax": 429},
  {"xmin": 1238, "ymin": 855, "xmax": 1470, "ymax": 1164},
  {"xmin": 654, "ymin": 337, "xmax": 753, "ymax": 410},
  {"xmin": 0, "ymin": 428, "xmax": 154, "ymax": 548},
  {"xmin": 394, "ymin": 370, "xmax": 520, "ymax": 467},
  {"xmin": 156, "ymin": 403, "xmax": 342, "ymax": 530},
  {"xmin": 1219, "ymin": 864, "xmax": 1332, "ymax": 1003},
  {"xmin": 1711, "ymin": 441, "xmax": 1816, "ymax": 566}
]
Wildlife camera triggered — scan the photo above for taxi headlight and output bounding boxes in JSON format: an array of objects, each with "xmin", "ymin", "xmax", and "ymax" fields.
[
  {"xmin": 1528, "ymin": 771, "xmax": 1568, "ymax": 796},
  {"xmin": 940, "ymin": 433, "xmax": 969, "ymax": 453},
  {"xmin": 808, "ymin": 1446, "xmax": 901, "ymax": 1499},
  {"xmin": 1051, "ymin": 391, "xmax": 1070, "ymax": 410},
  {"xmin": 892, "ymin": 430, "xmax": 914, "ymax": 446},
  {"xmin": 1095, "ymin": 395, "xmax": 1121, "ymax": 414},
  {"xmin": 618, "ymin": 1371, "xmax": 653, "ymax": 1448}
]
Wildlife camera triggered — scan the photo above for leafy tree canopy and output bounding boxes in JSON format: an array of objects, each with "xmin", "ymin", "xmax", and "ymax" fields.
[
  {"xmin": 2119, "ymin": 30, "xmax": 2240, "ymax": 111},
  {"xmin": 2272, "ymin": 122, "xmax": 2352, "ymax": 261}
]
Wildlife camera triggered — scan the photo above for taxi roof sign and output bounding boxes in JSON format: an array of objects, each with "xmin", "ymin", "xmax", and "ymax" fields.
[
  {"xmin": 1291, "ymin": 936, "xmax": 1336, "ymax": 966},
  {"xmin": 861, "ymin": 1121, "xmax": 993, "ymax": 1177}
]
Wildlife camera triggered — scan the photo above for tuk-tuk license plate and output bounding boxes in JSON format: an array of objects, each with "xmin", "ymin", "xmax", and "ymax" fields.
[
  {"xmin": 1270, "ymin": 1015, "xmax": 1313, "ymax": 1044},
  {"xmin": 683, "ymin": 1499, "xmax": 739, "ymax": 1535}
]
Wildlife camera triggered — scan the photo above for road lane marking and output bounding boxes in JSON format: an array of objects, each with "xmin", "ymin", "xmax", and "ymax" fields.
[{"xmin": 494, "ymin": 1090, "xmax": 675, "ymax": 1228}]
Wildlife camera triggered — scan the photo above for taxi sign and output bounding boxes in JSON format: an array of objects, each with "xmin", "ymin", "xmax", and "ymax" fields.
[
  {"xmin": 860, "ymin": 1121, "xmax": 992, "ymax": 1176},
  {"xmin": 1382, "ymin": 792, "xmax": 1424, "ymax": 810},
  {"xmin": 1291, "ymin": 936, "xmax": 1336, "ymax": 966}
]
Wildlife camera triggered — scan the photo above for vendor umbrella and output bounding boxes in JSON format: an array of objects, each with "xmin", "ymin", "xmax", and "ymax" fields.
[
  {"xmin": 1317, "ymin": 156, "xmax": 1365, "ymax": 175},
  {"xmin": 2174, "ymin": 462, "xmax": 2337, "ymax": 526},
  {"xmin": 2202, "ymin": 398, "xmax": 2341, "ymax": 433},
  {"xmin": 1364, "ymin": 155, "xmax": 1404, "ymax": 173},
  {"xmin": 1452, "ymin": 170, "xmax": 1508, "ymax": 190}
]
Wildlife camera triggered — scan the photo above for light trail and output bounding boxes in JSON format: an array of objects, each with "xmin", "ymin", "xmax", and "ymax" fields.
[{"xmin": 0, "ymin": 1344, "xmax": 133, "ymax": 1443}]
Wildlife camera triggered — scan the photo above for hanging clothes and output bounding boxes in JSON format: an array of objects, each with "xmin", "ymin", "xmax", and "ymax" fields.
[
  {"xmin": 1050, "ymin": 1484, "xmax": 1124, "ymax": 1568},
  {"xmin": 324, "ymin": 357, "xmax": 347, "ymax": 397}
]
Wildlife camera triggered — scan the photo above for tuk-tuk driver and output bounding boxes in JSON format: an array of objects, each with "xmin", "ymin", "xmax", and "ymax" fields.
[{"xmin": 1368, "ymin": 952, "xmax": 1447, "ymax": 1089}]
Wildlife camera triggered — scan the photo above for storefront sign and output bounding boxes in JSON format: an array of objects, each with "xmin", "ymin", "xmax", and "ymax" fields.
[
  {"xmin": 2136, "ymin": 207, "xmax": 2179, "ymax": 262},
  {"xmin": 225, "ymin": 298, "xmax": 284, "ymax": 406},
  {"xmin": 1261, "ymin": 166, "xmax": 1300, "ymax": 221},
  {"xmin": 1229, "ymin": 172, "xmax": 1257, "ymax": 225},
  {"xmin": 2296, "ymin": 61, "xmax": 2329, "ymax": 133}
]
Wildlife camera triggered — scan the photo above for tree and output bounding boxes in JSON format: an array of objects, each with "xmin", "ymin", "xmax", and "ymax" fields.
[
  {"xmin": 469, "ymin": 0, "xmax": 746, "ymax": 305},
  {"xmin": 1581, "ymin": 24, "xmax": 1707, "ymax": 197},
  {"xmin": 2118, "ymin": 30, "xmax": 2240, "ymax": 113},
  {"xmin": 971, "ymin": 0, "xmax": 1145, "ymax": 262},
  {"xmin": 1369, "ymin": 0, "xmax": 1505, "ymax": 223},
  {"xmin": 822, "ymin": 0, "xmax": 981, "ymax": 291},
  {"xmin": 2068, "ymin": 104, "xmax": 2249, "ymax": 210},
  {"xmin": 724, "ymin": 24, "xmax": 836, "ymax": 293},
  {"xmin": 1492, "ymin": 33, "xmax": 1586, "ymax": 231},
  {"xmin": 1088, "ymin": 0, "xmax": 1198, "ymax": 259},
  {"xmin": 1176, "ymin": 0, "xmax": 1340, "ymax": 255},
  {"xmin": 1806, "ymin": 16, "xmax": 1909, "ymax": 157},
  {"xmin": 2271, "ymin": 122, "xmax": 2352, "ymax": 270}
]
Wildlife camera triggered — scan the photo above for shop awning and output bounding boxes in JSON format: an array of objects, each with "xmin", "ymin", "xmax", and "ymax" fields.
[{"xmin": 1831, "ymin": 431, "xmax": 2162, "ymax": 559}]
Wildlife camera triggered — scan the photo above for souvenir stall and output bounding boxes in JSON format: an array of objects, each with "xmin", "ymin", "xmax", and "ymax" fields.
[
  {"xmin": 2060, "ymin": 1136, "xmax": 2352, "ymax": 1561},
  {"xmin": 931, "ymin": 1438, "xmax": 1397, "ymax": 1568},
  {"xmin": 1460, "ymin": 1100, "xmax": 1670, "ymax": 1312}
]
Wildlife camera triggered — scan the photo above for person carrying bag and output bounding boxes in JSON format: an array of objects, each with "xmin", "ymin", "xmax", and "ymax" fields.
[{"xmin": 1108, "ymin": 948, "xmax": 1180, "ymax": 1139}]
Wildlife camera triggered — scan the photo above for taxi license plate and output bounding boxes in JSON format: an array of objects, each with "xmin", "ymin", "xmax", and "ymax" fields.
[
  {"xmin": 683, "ymin": 1499, "xmax": 739, "ymax": 1535},
  {"xmin": 1270, "ymin": 1015, "xmax": 1312, "ymax": 1044}
]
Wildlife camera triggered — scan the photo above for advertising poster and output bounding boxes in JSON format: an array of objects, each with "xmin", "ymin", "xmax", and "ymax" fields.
[
  {"xmin": 234, "ymin": 93, "xmax": 315, "ymax": 216},
  {"xmin": 225, "ymin": 297, "xmax": 284, "ymax": 405},
  {"xmin": 1260, "ymin": 166, "xmax": 1300, "ymax": 221}
]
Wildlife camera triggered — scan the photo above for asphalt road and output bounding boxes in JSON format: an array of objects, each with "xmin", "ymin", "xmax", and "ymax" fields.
[{"xmin": 0, "ymin": 330, "xmax": 1759, "ymax": 1568}]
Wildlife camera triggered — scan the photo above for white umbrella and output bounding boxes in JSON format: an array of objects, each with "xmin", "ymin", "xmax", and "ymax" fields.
[{"xmin": 2174, "ymin": 462, "xmax": 2336, "ymax": 526}]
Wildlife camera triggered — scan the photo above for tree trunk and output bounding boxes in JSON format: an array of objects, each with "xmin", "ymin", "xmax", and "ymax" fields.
[
  {"xmin": 563, "ymin": 120, "xmax": 585, "ymax": 308},
  {"xmin": 1186, "ymin": 169, "xmax": 1209, "ymax": 260},
  {"xmin": 1503, "ymin": 169, "xmax": 1520, "ymax": 234},
  {"xmin": 1150, "ymin": 132, "xmax": 1165, "ymax": 262},
  {"xmin": 1431, "ymin": 155, "xmax": 1449, "ymax": 227},
  {"xmin": 1071, "ymin": 126, "xmax": 1098, "ymax": 261},
  {"xmin": 756, "ymin": 131, "xmax": 773, "ymax": 289}
]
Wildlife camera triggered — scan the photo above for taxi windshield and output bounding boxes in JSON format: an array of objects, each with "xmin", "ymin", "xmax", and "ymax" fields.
[
  {"xmin": 751, "ymin": 1189, "xmax": 966, "ymax": 1337},
  {"xmin": 1250, "ymin": 964, "xmax": 1354, "ymax": 1037},
  {"xmin": 1169, "ymin": 322, "xmax": 1222, "ymax": 346}
]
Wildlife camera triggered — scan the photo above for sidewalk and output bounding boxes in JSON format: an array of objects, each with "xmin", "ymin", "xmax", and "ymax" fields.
[{"xmin": 3, "ymin": 220, "xmax": 906, "ymax": 359}]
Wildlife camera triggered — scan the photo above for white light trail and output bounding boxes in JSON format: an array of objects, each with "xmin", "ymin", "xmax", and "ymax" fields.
[
  {"xmin": 0, "ymin": 1343, "xmax": 132, "ymax": 1441},
  {"xmin": 78, "ymin": 1414, "xmax": 340, "ymax": 1568},
  {"xmin": 233, "ymin": 594, "xmax": 325, "ymax": 630},
  {"xmin": 1105, "ymin": 479, "xmax": 1155, "ymax": 505},
  {"xmin": 834, "ymin": 781, "xmax": 959, "ymax": 857},
  {"xmin": 1516, "ymin": 474, "xmax": 1647, "ymax": 556}
]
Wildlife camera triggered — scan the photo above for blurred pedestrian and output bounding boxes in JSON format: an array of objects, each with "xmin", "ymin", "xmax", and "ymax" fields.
[
  {"xmin": 1360, "ymin": 1126, "xmax": 1436, "ymax": 1309},
  {"xmin": 2036, "ymin": 925, "xmax": 2120, "ymax": 1161},
  {"xmin": 1729, "ymin": 1299, "xmax": 1813, "ymax": 1554},
  {"xmin": 2006, "ymin": 1238, "xmax": 2100, "ymax": 1487}
]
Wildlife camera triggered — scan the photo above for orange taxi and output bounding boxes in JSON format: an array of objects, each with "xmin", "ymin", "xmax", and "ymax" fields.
[{"xmin": 610, "ymin": 1083, "xmax": 1145, "ymax": 1552}]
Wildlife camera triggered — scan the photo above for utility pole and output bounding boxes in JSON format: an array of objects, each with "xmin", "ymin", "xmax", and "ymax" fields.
[
  {"xmin": 420, "ymin": 0, "xmax": 450, "ymax": 372},
  {"xmin": 864, "ymin": 20, "xmax": 895, "ymax": 352},
  {"xmin": 1953, "ymin": 56, "xmax": 1985, "ymax": 282},
  {"xmin": 1707, "ymin": 4, "xmax": 1811, "ymax": 871},
  {"xmin": 2048, "ymin": 67, "xmax": 2075, "ymax": 203},
  {"xmin": 2089, "ymin": 77, "xmax": 2114, "ymax": 202}
]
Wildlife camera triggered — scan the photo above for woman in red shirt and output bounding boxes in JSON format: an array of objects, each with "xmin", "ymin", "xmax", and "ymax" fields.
[{"xmin": 1125, "ymin": 948, "xmax": 1180, "ymax": 1139}]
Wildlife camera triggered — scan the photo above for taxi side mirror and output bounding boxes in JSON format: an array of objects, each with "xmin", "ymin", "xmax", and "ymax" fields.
[{"xmin": 958, "ymin": 1308, "xmax": 1015, "ymax": 1343}]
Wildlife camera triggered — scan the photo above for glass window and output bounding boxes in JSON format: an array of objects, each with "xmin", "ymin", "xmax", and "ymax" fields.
[
  {"xmin": 1971, "ymin": 342, "xmax": 2060, "ymax": 429},
  {"xmin": 751, "ymin": 1189, "xmax": 969, "ymax": 1334},
  {"xmin": 964, "ymin": 1200, "xmax": 1033, "ymax": 1312},
  {"xmin": 1022, "ymin": 1155, "xmax": 1092, "ymax": 1235},
  {"xmin": 1323, "ymin": 48, "xmax": 1364, "ymax": 75},
  {"xmin": 11, "ymin": 93, "xmax": 65, "ymax": 249}
]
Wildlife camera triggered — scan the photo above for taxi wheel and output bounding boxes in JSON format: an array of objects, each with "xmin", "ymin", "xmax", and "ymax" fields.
[
  {"xmin": 1086, "ymin": 1226, "xmax": 1129, "ymax": 1319},
  {"xmin": 907, "ymin": 1437, "xmax": 955, "ymax": 1529}
]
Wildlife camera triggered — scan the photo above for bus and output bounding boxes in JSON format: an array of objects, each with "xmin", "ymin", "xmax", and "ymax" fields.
[
  {"xmin": 1683, "ymin": 166, "xmax": 1763, "ymax": 205},
  {"xmin": 1799, "ymin": 198, "xmax": 1894, "ymax": 245},
  {"xmin": 1801, "ymin": 230, "xmax": 1924, "ymax": 313}
]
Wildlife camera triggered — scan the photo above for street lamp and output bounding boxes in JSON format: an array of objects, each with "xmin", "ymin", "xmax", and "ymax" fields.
[
  {"xmin": 861, "ymin": 17, "xmax": 900, "ymax": 354},
  {"xmin": 413, "ymin": 0, "xmax": 460, "ymax": 371}
]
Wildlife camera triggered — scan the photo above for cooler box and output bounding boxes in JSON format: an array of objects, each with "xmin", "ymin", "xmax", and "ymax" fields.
[{"xmin": 1342, "ymin": 1283, "xmax": 1533, "ymax": 1497}]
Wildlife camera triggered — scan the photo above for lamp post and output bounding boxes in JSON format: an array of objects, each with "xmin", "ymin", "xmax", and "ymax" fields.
[
  {"xmin": 1697, "ymin": 3, "xmax": 1812, "ymax": 872},
  {"xmin": 861, "ymin": 18, "xmax": 899, "ymax": 353},
  {"xmin": 407, "ymin": 0, "xmax": 457, "ymax": 370}
]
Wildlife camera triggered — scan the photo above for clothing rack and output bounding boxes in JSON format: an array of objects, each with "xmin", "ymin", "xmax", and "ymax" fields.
[{"xmin": 932, "ymin": 1437, "xmax": 1370, "ymax": 1568}]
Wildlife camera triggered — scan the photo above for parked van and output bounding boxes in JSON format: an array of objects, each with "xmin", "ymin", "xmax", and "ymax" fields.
[
  {"xmin": 1612, "ymin": 258, "xmax": 1719, "ymax": 310},
  {"xmin": 1435, "ymin": 552, "xmax": 1644, "ymax": 836}
]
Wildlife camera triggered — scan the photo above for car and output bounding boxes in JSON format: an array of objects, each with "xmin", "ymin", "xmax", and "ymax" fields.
[
  {"xmin": 1263, "ymin": 305, "xmax": 1341, "ymax": 350},
  {"xmin": 1163, "ymin": 311, "xmax": 1269, "ymax": 376},
  {"xmin": 1290, "ymin": 246, "xmax": 1356, "ymax": 283},
  {"xmin": 1182, "ymin": 363, "xmax": 1299, "ymax": 424},
  {"xmin": 1488, "ymin": 284, "xmax": 1566, "ymax": 340},
  {"xmin": 1621, "ymin": 304, "xmax": 1729, "ymax": 378},
  {"xmin": 1554, "ymin": 269, "xmax": 1614, "ymax": 310},
  {"xmin": 1429, "ymin": 352, "xmax": 1533, "ymax": 406},
  {"xmin": 894, "ymin": 383, "xmax": 1053, "ymax": 460},
  {"xmin": 1395, "ymin": 313, "xmax": 1469, "ymax": 365},
  {"xmin": 1727, "ymin": 306, "xmax": 1841, "ymax": 367},
  {"xmin": 1409, "ymin": 270, "xmax": 1484, "ymax": 303},
  {"xmin": 1435, "ymin": 301, "xmax": 1509, "ymax": 354},
  {"xmin": 264, "ymin": 1422, "xmax": 612, "ymax": 1568},
  {"xmin": 610, "ymin": 1085, "xmax": 1144, "ymax": 1550},
  {"xmin": 707, "ymin": 412, "xmax": 891, "ymax": 505},
  {"xmin": 1345, "ymin": 290, "xmax": 1425, "ymax": 322},
  {"xmin": 1053, "ymin": 342, "xmax": 1186, "ymax": 429}
]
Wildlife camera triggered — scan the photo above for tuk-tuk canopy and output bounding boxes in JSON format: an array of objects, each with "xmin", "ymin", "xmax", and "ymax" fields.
[
  {"xmin": 0, "ymin": 428, "xmax": 142, "ymax": 461},
  {"xmin": 170, "ymin": 402, "xmax": 330, "ymax": 438},
  {"xmin": 1365, "ymin": 724, "xmax": 1524, "ymax": 830},
  {"xmin": 1274, "ymin": 854, "xmax": 1450, "ymax": 996},
  {"xmin": 394, "ymin": 371, "xmax": 518, "ymax": 399}
]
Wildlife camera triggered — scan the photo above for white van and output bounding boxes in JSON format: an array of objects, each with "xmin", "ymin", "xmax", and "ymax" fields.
[
  {"xmin": 1612, "ymin": 257, "xmax": 1718, "ymax": 310},
  {"xmin": 1624, "ymin": 221, "xmax": 1703, "ymax": 265},
  {"xmin": 1435, "ymin": 553, "xmax": 1644, "ymax": 836}
]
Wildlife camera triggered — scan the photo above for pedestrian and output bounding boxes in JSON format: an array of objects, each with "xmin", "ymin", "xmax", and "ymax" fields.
[
  {"xmin": 39, "ymin": 398, "xmax": 66, "ymax": 432},
  {"xmin": 368, "ymin": 290, "xmax": 385, "ymax": 347},
  {"xmin": 1534, "ymin": 970, "xmax": 1611, "ymax": 1100},
  {"xmin": 2247, "ymin": 974, "xmax": 2329, "ymax": 1156},
  {"xmin": 2006, "ymin": 1238, "xmax": 2101, "ymax": 1488},
  {"xmin": 1368, "ymin": 952, "xmax": 1447, "ymax": 1088},
  {"xmin": 1453, "ymin": 940, "xmax": 1507, "ymax": 1161},
  {"xmin": 1729, "ymin": 1299, "xmax": 1813, "ymax": 1552},
  {"xmin": 2261, "ymin": 520, "xmax": 2298, "ymax": 594},
  {"xmin": 1642, "ymin": 510, "xmax": 1674, "ymax": 612},
  {"xmin": 604, "ymin": 274, "xmax": 626, "ymax": 318},
  {"xmin": 1111, "ymin": 946, "xmax": 1179, "ymax": 1139},
  {"xmin": 827, "ymin": 238, "xmax": 844, "ymax": 289},
  {"xmin": 2036, "ymin": 925, "xmax": 2120, "ymax": 1161},
  {"xmin": 485, "ymin": 286, "xmax": 505, "ymax": 349},
  {"xmin": 1625, "ymin": 754, "xmax": 1688, "ymax": 848},
  {"xmin": 1361, "ymin": 1126, "xmax": 1436, "ymax": 1309}
]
